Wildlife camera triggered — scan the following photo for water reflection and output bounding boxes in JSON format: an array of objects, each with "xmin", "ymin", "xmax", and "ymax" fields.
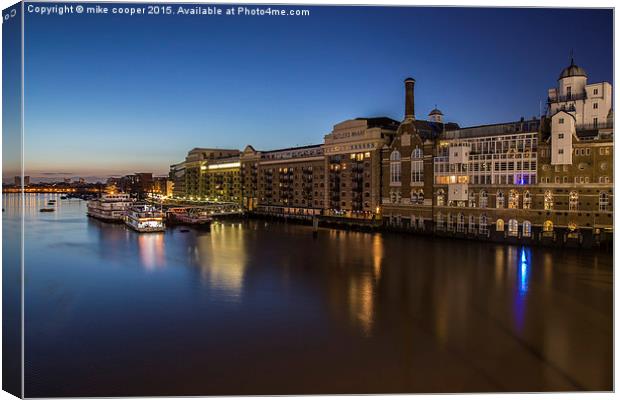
[
  {"xmin": 137, "ymin": 233, "xmax": 166, "ymax": 270},
  {"xmin": 192, "ymin": 222, "xmax": 247, "ymax": 302},
  {"xmin": 9, "ymin": 194, "xmax": 612, "ymax": 395}
]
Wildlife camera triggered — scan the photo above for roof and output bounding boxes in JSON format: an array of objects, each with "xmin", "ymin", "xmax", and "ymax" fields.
[
  {"xmin": 355, "ymin": 117, "xmax": 400, "ymax": 130},
  {"xmin": 408, "ymin": 120, "xmax": 459, "ymax": 140},
  {"xmin": 429, "ymin": 108, "xmax": 443, "ymax": 116},
  {"xmin": 559, "ymin": 59, "xmax": 587, "ymax": 80}
]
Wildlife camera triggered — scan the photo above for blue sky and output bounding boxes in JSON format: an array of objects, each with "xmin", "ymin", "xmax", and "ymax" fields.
[{"xmin": 20, "ymin": 4, "xmax": 613, "ymax": 180}]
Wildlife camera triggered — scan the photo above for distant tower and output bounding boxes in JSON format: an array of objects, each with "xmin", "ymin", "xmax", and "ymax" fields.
[{"xmin": 428, "ymin": 106, "xmax": 443, "ymax": 123}]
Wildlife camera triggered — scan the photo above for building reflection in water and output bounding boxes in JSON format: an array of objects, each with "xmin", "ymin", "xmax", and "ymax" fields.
[
  {"xmin": 326, "ymin": 230, "xmax": 384, "ymax": 337},
  {"xmin": 137, "ymin": 233, "xmax": 166, "ymax": 271},
  {"xmin": 192, "ymin": 222, "xmax": 247, "ymax": 303}
]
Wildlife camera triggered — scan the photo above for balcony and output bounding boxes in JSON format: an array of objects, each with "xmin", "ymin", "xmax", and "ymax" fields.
[
  {"xmin": 576, "ymin": 121, "xmax": 614, "ymax": 132},
  {"xmin": 549, "ymin": 92, "xmax": 587, "ymax": 103}
]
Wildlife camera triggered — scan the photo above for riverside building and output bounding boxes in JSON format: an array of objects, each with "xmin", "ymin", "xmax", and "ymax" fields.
[
  {"xmin": 170, "ymin": 58, "xmax": 612, "ymax": 247},
  {"xmin": 382, "ymin": 59, "xmax": 613, "ymax": 247}
]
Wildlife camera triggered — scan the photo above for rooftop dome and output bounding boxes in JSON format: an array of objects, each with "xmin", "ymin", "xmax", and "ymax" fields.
[
  {"xmin": 559, "ymin": 59, "xmax": 587, "ymax": 80},
  {"xmin": 428, "ymin": 108, "xmax": 443, "ymax": 116}
]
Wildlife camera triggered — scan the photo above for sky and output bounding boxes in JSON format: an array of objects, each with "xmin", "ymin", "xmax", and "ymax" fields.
[{"xmin": 14, "ymin": 4, "xmax": 614, "ymax": 181}]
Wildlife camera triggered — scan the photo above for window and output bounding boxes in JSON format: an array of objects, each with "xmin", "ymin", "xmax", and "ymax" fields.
[
  {"xmin": 436, "ymin": 189, "xmax": 445, "ymax": 207},
  {"xmin": 479, "ymin": 214, "xmax": 489, "ymax": 236},
  {"xmin": 593, "ymin": 88, "xmax": 599, "ymax": 95},
  {"xmin": 468, "ymin": 190, "xmax": 476, "ymax": 208},
  {"xmin": 544, "ymin": 190, "xmax": 554, "ymax": 210},
  {"xmin": 496, "ymin": 218, "xmax": 505, "ymax": 232},
  {"xmin": 496, "ymin": 191, "xmax": 504, "ymax": 208},
  {"xmin": 593, "ymin": 103, "xmax": 598, "ymax": 109},
  {"xmin": 436, "ymin": 212, "xmax": 444, "ymax": 231},
  {"xmin": 559, "ymin": 118, "xmax": 564, "ymax": 124},
  {"xmin": 390, "ymin": 150, "xmax": 401, "ymax": 185},
  {"xmin": 569, "ymin": 191, "xmax": 578, "ymax": 211},
  {"xmin": 555, "ymin": 176, "xmax": 560, "ymax": 184},
  {"xmin": 410, "ymin": 190, "xmax": 418, "ymax": 204},
  {"xmin": 468, "ymin": 215, "xmax": 476, "ymax": 233},
  {"xmin": 543, "ymin": 220, "xmax": 554, "ymax": 232},
  {"xmin": 523, "ymin": 221, "xmax": 532, "ymax": 237},
  {"xmin": 566, "ymin": 86, "xmax": 572, "ymax": 98},
  {"xmin": 508, "ymin": 190, "xmax": 519, "ymax": 209},
  {"xmin": 456, "ymin": 213, "xmax": 465, "ymax": 233},
  {"xmin": 558, "ymin": 133, "xmax": 564, "ymax": 139},
  {"xmin": 508, "ymin": 219, "xmax": 518, "ymax": 237},
  {"xmin": 563, "ymin": 176, "xmax": 568, "ymax": 183},
  {"xmin": 523, "ymin": 191, "xmax": 531, "ymax": 209},
  {"xmin": 599, "ymin": 192, "xmax": 609, "ymax": 211},
  {"xmin": 418, "ymin": 189, "xmax": 424, "ymax": 204},
  {"xmin": 558, "ymin": 149, "xmax": 564, "ymax": 155},
  {"xmin": 411, "ymin": 149, "xmax": 424, "ymax": 184},
  {"xmin": 447, "ymin": 213, "xmax": 454, "ymax": 231},
  {"xmin": 479, "ymin": 190, "xmax": 488, "ymax": 208}
]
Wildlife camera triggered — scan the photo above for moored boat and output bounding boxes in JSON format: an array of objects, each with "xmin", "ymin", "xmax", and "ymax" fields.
[
  {"xmin": 166, "ymin": 207, "xmax": 212, "ymax": 229},
  {"xmin": 124, "ymin": 204, "xmax": 165, "ymax": 233},
  {"xmin": 40, "ymin": 208, "xmax": 55, "ymax": 212},
  {"xmin": 87, "ymin": 193, "xmax": 133, "ymax": 222}
]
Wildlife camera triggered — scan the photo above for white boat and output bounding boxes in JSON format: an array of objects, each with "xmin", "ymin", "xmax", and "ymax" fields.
[
  {"xmin": 87, "ymin": 193, "xmax": 133, "ymax": 222},
  {"xmin": 124, "ymin": 204, "xmax": 165, "ymax": 232}
]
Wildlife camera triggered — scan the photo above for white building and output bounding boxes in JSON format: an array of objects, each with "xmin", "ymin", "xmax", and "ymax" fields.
[{"xmin": 547, "ymin": 59, "xmax": 613, "ymax": 165}]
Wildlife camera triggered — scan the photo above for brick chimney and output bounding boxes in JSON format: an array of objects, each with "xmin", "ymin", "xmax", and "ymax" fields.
[{"xmin": 404, "ymin": 77, "xmax": 415, "ymax": 120}]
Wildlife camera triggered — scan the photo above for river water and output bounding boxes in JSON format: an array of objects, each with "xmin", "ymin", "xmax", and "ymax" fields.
[{"xmin": 5, "ymin": 194, "xmax": 612, "ymax": 396}]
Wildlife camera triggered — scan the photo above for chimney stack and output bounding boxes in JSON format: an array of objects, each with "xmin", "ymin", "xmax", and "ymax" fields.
[{"xmin": 404, "ymin": 77, "xmax": 415, "ymax": 120}]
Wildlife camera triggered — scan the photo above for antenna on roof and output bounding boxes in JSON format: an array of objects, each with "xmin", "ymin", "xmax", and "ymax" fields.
[{"xmin": 570, "ymin": 49, "xmax": 574, "ymax": 65}]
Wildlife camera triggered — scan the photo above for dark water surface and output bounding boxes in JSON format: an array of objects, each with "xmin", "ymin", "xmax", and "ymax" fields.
[{"xmin": 9, "ymin": 194, "xmax": 612, "ymax": 396}]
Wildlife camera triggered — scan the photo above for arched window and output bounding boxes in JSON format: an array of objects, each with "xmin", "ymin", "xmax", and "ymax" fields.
[
  {"xmin": 508, "ymin": 219, "xmax": 518, "ymax": 236},
  {"xmin": 410, "ymin": 189, "xmax": 418, "ymax": 204},
  {"xmin": 456, "ymin": 213, "xmax": 465, "ymax": 232},
  {"xmin": 544, "ymin": 190, "xmax": 554, "ymax": 210},
  {"xmin": 569, "ymin": 191, "xmax": 579, "ymax": 211},
  {"xmin": 390, "ymin": 150, "xmax": 401, "ymax": 185},
  {"xmin": 599, "ymin": 192, "xmax": 609, "ymax": 211},
  {"xmin": 436, "ymin": 189, "xmax": 445, "ymax": 207},
  {"xmin": 523, "ymin": 190, "xmax": 531, "ymax": 209},
  {"xmin": 543, "ymin": 220, "xmax": 554, "ymax": 232},
  {"xmin": 446, "ymin": 213, "xmax": 454, "ymax": 231},
  {"xmin": 417, "ymin": 189, "xmax": 424, "ymax": 204},
  {"xmin": 418, "ymin": 217, "xmax": 425, "ymax": 229},
  {"xmin": 479, "ymin": 190, "xmax": 488, "ymax": 208},
  {"xmin": 468, "ymin": 215, "xmax": 476, "ymax": 233},
  {"xmin": 496, "ymin": 191, "xmax": 505, "ymax": 208},
  {"xmin": 496, "ymin": 218, "xmax": 505, "ymax": 232},
  {"xmin": 390, "ymin": 189, "xmax": 397, "ymax": 204},
  {"xmin": 508, "ymin": 190, "xmax": 519, "ymax": 209},
  {"xmin": 436, "ymin": 212, "xmax": 444, "ymax": 231},
  {"xmin": 468, "ymin": 190, "xmax": 476, "ymax": 208},
  {"xmin": 479, "ymin": 214, "xmax": 489, "ymax": 235},
  {"xmin": 523, "ymin": 220, "xmax": 532, "ymax": 237},
  {"xmin": 411, "ymin": 148, "xmax": 424, "ymax": 183}
]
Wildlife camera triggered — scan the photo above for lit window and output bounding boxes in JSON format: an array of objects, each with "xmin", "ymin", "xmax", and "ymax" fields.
[
  {"xmin": 436, "ymin": 189, "xmax": 445, "ymax": 207},
  {"xmin": 479, "ymin": 214, "xmax": 489, "ymax": 235},
  {"xmin": 496, "ymin": 218, "xmax": 504, "ymax": 232},
  {"xmin": 544, "ymin": 190, "xmax": 554, "ymax": 210},
  {"xmin": 523, "ymin": 221, "xmax": 532, "ymax": 237},
  {"xmin": 569, "ymin": 191, "xmax": 578, "ymax": 211},
  {"xmin": 508, "ymin": 219, "xmax": 518, "ymax": 237},
  {"xmin": 508, "ymin": 190, "xmax": 519, "ymax": 209},
  {"xmin": 543, "ymin": 220, "xmax": 554, "ymax": 232}
]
